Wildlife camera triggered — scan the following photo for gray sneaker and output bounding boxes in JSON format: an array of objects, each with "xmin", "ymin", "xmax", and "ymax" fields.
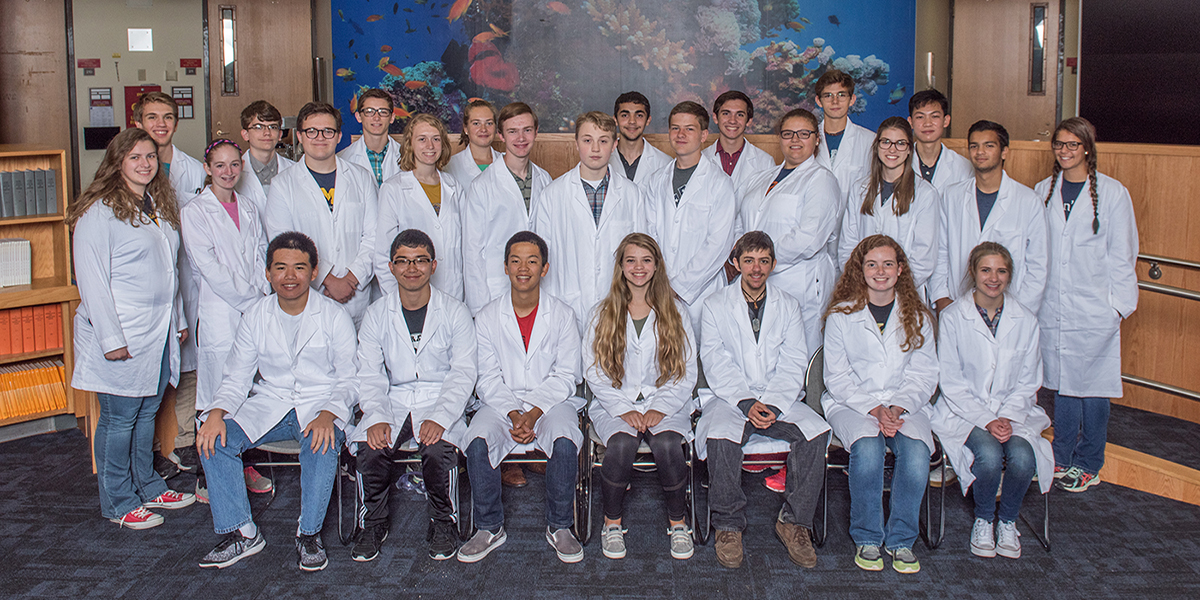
[
  {"xmin": 457, "ymin": 527, "xmax": 506, "ymax": 563},
  {"xmin": 199, "ymin": 531, "xmax": 266, "ymax": 569},
  {"xmin": 546, "ymin": 527, "xmax": 584, "ymax": 563},
  {"xmin": 601, "ymin": 524, "xmax": 626, "ymax": 559},
  {"xmin": 296, "ymin": 533, "xmax": 328, "ymax": 572},
  {"xmin": 668, "ymin": 523, "xmax": 693, "ymax": 560}
]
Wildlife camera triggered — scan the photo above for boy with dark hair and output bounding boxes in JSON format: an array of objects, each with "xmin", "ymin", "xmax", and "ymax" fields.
[
  {"xmin": 338, "ymin": 88, "xmax": 401, "ymax": 186},
  {"xmin": 238, "ymin": 100, "xmax": 297, "ymax": 215},
  {"xmin": 609, "ymin": 91, "xmax": 671, "ymax": 185},
  {"xmin": 812, "ymin": 70, "xmax": 875, "ymax": 194},
  {"xmin": 907, "ymin": 89, "xmax": 972, "ymax": 194},
  {"xmin": 703, "ymin": 91, "xmax": 776, "ymax": 191}
]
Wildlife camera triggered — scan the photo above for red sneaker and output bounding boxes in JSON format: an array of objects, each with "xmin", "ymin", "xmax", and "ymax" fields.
[
  {"xmin": 764, "ymin": 467, "xmax": 787, "ymax": 493},
  {"xmin": 145, "ymin": 489, "xmax": 197, "ymax": 509},
  {"xmin": 245, "ymin": 467, "xmax": 274, "ymax": 494},
  {"xmin": 109, "ymin": 507, "xmax": 164, "ymax": 530}
]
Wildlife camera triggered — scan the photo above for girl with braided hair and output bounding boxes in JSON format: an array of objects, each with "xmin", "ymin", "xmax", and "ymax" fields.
[{"xmin": 1033, "ymin": 117, "xmax": 1139, "ymax": 493}]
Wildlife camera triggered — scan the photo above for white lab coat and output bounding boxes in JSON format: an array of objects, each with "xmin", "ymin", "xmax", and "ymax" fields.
[
  {"xmin": 933, "ymin": 172, "xmax": 1049, "ymax": 312},
  {"xmin": 236, "ymin": 150, "xmax": 298, "ymax": 217},
  {"xmin": 610, "ymin": 140, "xmax": 673, "ymax": 188},
  {"xmin": 337, "ymin": 136, "xmax": 401, "ymax": 186},
  {"xmin": 468, "ymin": 292, "xmax": 585, "ymax": 467},
  {"xmin": 532, "ymin": 165, "xmax": 647, "ymax": 329},
  {"xmin": 459, "ymin": 157, "xmax": 552, "ymax": 314},
  {"xmin": 168, "ymin": 145, "xmax": 206, "ymax": 201},
  {"xmin": 821, "ymin": 301, "xmax": 939, "ymax": 454},
  {"xmin": 168, "ymin": 146, "xmax": 206, "ymax": 373},
  {"xmin": 838, "ymin": 175, "xmax": 941, "ymax": 292},
  {"xmin": 644, "ymin": 155, "xmax": 738, "ymax": 330},
  {"xmin": 815, "ymin": 117, "xmax": 875, "ymax": 196},
  {"xmin": 445, "ymin": 146, "xmax": 503, "ymax": 187},
  {"xmin": 1034, "ymin": 172, "xmax": 1139, "ymax": 398},
  {"xmin": 912, "ymin": 143, "xmax": 973, "ymax": 196},
  {"xmin": 583, "ymin": 301, "xmax": 698, "ymax": 444},
  {"xmin": 204, "ymin": 292, "xmax": 358, "ymax": 443},
  {"xmin": 701, "ymin": 139, "xmax": 778, "ymax": 194},
  {"xmin": 694, "ymin": 281, "xmax": 829, "ymax": 459},
  {"xmin": 72, "ymin": 201, "xmax": 184, "ymax": 397},
  {"xmin": 375, "ymin": 170, "xmax": 465, "ymax": 300},
  {"xmin": 264, "ymin": 157, "xmax": 378, "ymax": 323},
  {"xmin": 351, "ymin": 288, "xmax": 477, "ymax": 449},
  {"xmin": 739, "ymin": 157, "xmax": 843, "ymax": 357},
  {"xmin": 181, "ymin": 187, "xmax": 270, "ymax": 412},
  {"xmin": 931, "ymin": 294, "xmax": 1054, "ymax": 494}
]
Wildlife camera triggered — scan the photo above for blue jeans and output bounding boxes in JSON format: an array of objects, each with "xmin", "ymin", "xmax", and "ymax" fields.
[
  {"xmin": 94, "ymin": 343, "xmax": 171, "ymax": 519},
  {"xmin": 1051, "ymin": 393, "xmax": 1109, "ymax": 475},
  {"xmin": 467, "ymin": 437, "xmax": 578, "ymax": 532},
  {"xmin": 964, "ymin": 427, "xmax": 1037, "ymax": 522},
  {"xmin": 200, "ymin": 409, "xmax": 344, "ymax": 536},
  {"xmin": 847, "ymin": 432, "xmax": 929, "ymax": 550}
]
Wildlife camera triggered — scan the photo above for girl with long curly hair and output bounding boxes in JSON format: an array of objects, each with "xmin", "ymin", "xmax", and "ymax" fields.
[
  {"xmin": 582, "ymin": 233, "xmax": 697, "ymax": 561},
  {"xmin": 69, "ymin": 127, "xmax": 195, "ymax": 530},
  {"xmin": 821, "ymin": 234, "xmax": 938, "ymax": 574}
]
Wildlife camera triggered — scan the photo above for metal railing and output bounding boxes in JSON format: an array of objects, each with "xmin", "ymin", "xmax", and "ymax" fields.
[{"xmin": 1127, "ymin": 253, "xmax": 1200, "ymax": 401}]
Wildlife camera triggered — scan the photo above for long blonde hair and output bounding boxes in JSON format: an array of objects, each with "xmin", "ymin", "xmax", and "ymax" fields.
[
  {"xmin": 591, "ymin": 233, "xmax": 688, "ymax": 388},
  {"xmin": 826, "ymin": 234, "xmax": 931, "ymax": 352},
  {"xmin": 66, "ymin": 127, "xmax": 180, "ymax": 229}
]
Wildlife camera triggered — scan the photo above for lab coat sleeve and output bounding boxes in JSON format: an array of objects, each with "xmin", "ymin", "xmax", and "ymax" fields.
[
  {"xmin": 1106, "ymin": 184, "xmax": 1140, "ymax": 318},
  {"xmin": 73, "ymin": 210, "xmax": 127, "ymax": 353},
  {"xmin": 521, "ymin": 310, "xmax": 583, "ymax": 415},
  {"xmin": 930, "ymin": 188, "xmax": 954, "ymax": 302},
  {"xmin": 373, "ymin": 182, "xmax": 402, "ymax": 293},
  {"xmin": 474, "ymin": 318, "xmax": 524, "ymax": 416},
  {"xmin": 889, "ymin": 318, "xmax": 940, "ymax": 414},
  {"xmin": 996, "ymin": 318, "xmax": 1044, "ymax": 424},
  {"xmin": 425, "ymin": 304, "xmax": 478, "ymax": 431},
  {"xmin": 643, "ymin": 313, "xmax": 699, "ymax": 416},
  {"xmin": 182, "ymin": 205, "xmax": 266, "ymax": 314},
  {"xmin": 350, "ymin": 176, "xmax": 378, "ymax": 290},
  {"xmin": 1015, "ymin": 198, "xmax": 1049, "ymax": 311},
  {"xmin": 460, "ymin": 188, "xmax": 488, "ymax": 314},
  {"xmin": 822, "ymin": 313, "xmax": 885, "ymax": 415},
  {"xmin": 772, "ymin": 172, "xmax": 843, "ymax": 265},
  {"xmin": 757, "ymin": 301, "xmax": 808, "ymax": 415},
  {"xmin": 936, "ymin": 311, "xmax": 999, "ymax": 430},
  {"xmin": 205, "ymin": 305, "xmax": 262, "ymax": 419},
  {"xmin": 907, "ymin": 185, "xmax": 941, "ymax": 291},
  {"xmin": 355, "ymin": 304, "xmax": 397, "ymax": 434},
  {"xmin": 699, "ymin": 300, "xmax": 755, "ymax": 407},
  {"xmin": 837, "ymin": 188, "xmax": 862, "ymax": 271}
]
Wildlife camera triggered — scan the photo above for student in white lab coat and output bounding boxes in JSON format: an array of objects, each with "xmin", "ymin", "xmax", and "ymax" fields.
[
  {"xmin": 533, "ymin": 111, "xmax": 647, "ymax": 328},
  {"xmin": 584, "ymin": 233, "xmax": 698, "ymax": 561},
  {"xmin": 69, "ymin": 127, "xmax": 196, "ymax": 530},
  {"xmin": 931, "ymin": 242, "xmax": 1052, "ymax": 560},
  {"xmin": 264, "ymin": 102, "xmax": 378, "ymax": 325},
  {"xmin": 445, "ymin": 99, "xmax": 503, "ymax": 186},
  {"xmin": 195, "ymin": 232, "xmax": 357, "ymax": 571},
  {"xmin": 237, "ymin": 100, "xmax": 297, "ymax": 216},
  {"xmin": 644, "ymin": 101, "xmax": 738, "ymax": 331},
  {"xmin": 460, "ymin": 102, "xmax": 552, "ymax": 313},
  {"xmin": 697, "ymin": 231, "xmax": 830, "ymax": 570},
  {"xmin": 702, "ymin": 91, "xmax": 777, "ymax": 193},
  {"xmin": 822, "ymin": 235, "xmax": 938, "ymax": 574},
  {"xmin": 907, "ymin": 90, "xmax": 973, "ymax": 195},
  {"xmin": 459, "ymin": 232, "xmax": 586, "ymax": 564},
  {"xmin": 812, "ymin": 70, "xmax": 875, "ymax": 196},
  {"xmin": 337, "ymin": 88, "xmax": 401, "ymax": 186},
  {"xmin": 932, "ymin": 120, "xmax": 1048, "ymax": 314},
  {"xmin": 839, "ymin": 117, "xmax": 940, "ymax": 294},
  {"xmin": 739, "ymin": 108, "xmax": 842, "ymax": 357},
  {"xmin": 610, "ymin": 91, "xmax": 672, "ymax": 186},
  {"xmin": 1034, "ymin": 117, "xmax": 1139, "ymax": 493},
  {"xmin": 376, "ymin": 114, "xmax": 464, "ymax": 299}
]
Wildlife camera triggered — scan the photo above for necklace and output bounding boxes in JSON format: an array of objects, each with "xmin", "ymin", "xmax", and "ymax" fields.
[{"xmin": 743, "ymin": 287, "xmax": 765, "ymax": 333}]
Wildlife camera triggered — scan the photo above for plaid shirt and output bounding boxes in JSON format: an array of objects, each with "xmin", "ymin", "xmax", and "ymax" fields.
[
  {"xmin": 365, "ymin": 142, "xmax": 389, "ymax": 186},
  {"xmin": 976, "ymin": 302, "xmax": 1004, "ymax": 337},
  {"xmin": 582, "ymin": 173, "xmax": 610, "ymax": 225}
]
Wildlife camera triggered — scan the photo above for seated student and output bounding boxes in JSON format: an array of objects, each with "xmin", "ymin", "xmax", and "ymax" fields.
[
  {"xmin": 583, "ymin": 233, "xmax": 698, "ymax": 561},
  {"xmin": 196, "ymin": 232, "xmax": 358, "ymax": 571},
  {"xmin": 931, "ymin": 242, "xmax": 1053, "ymax": 560},
  {"xmin": 822, "ymin": 235, "xmax": 938, "ymax": 574},
  {"xmin": 237, "ymin": 100, "xmax": 297, "ymax": 215},
  {"xmin": 351, "ymin": 229, "xmax": 478, "ymax": 562},
  {"xmin": 696, "ymin": 231, "xmax": 830, "ymax": 570},
  {"xmin": 459, "ymin": 231, "xmax": 586, "ymax": 564}
]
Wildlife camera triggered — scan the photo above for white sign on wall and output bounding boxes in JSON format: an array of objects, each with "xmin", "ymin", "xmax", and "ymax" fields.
[{"xmin": 128, "ymin": 29, "xmax": 153, "ymax": 52}]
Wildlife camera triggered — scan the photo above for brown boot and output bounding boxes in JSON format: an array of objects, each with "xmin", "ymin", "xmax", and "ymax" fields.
[
  {"xmin": 500, "ymin": 464, "xmax": 527, "ymax": 488},
  {"xmin": 714, "ymin": 530, "xmax": 744, "ymax": 569},
  {"xmin": 775, "ymin": 521, "xmax": 817, "ymax": 568}
]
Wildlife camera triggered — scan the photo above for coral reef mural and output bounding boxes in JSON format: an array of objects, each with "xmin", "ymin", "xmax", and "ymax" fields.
[{"xmin": 331, "ymin": 0, "xmax": 915, "ymax": 145}]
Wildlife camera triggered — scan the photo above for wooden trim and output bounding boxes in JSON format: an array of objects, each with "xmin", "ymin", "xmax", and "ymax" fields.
[{"xmin": 1100, "ymin": 443, "xmax": 1200, "ymax": 506}]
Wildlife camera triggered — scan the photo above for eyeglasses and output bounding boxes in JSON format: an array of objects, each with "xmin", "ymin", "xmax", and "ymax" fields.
[
  {"xmin": 780, "ymin": 129, "xmax": 817, "ymax": 140},
  {"xmin": 391, "ymin": 257, "xmax": 433, "ymax": 267},
  {"xmin": 359, "ymin": 107, "xmax": 392, "ymax": 118},
  {"xmin": 878, "ymin": 139, "xmax": 911, "ymax": 151},
  {"xmin": 301, "ymin": 127, "xmax": 339, "ymax": 140},
  {"xmin": 246, "ymin": 124, "xmax": 282, "ymax": 132},
  {"xmin": 1051, "ymin": 141, "xmax": 1082, "ymax": 151},
  {"xmin": 820, "ymin": 91, "xmax": 851, "ymax": 101}
]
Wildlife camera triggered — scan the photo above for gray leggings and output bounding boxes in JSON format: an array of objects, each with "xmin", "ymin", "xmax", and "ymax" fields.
[{"xmin": 601, "ymin": 430, "xmax": 688, "ymax": 521}]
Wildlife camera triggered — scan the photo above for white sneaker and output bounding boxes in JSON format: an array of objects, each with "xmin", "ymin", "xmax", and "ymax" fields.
[
  {"xmin": 601, "ymin": 524, "xmax": 626, "ymax": 559},
  {"xmin": 970, "ymin": 518, "xmax": 996, "ymax": 558},
  {"xmin": 668, "ymin": 523, "xmax": 694, "ymax": 560},
  {"xmin": 996, "ymin": 520, "xmax": 1021, "ymax": 559}
]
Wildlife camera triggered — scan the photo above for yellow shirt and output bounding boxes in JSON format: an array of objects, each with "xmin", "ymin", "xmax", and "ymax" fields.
[{"xmin": 420, "ymin": 181, "xmax": 442, "ymax": 214}]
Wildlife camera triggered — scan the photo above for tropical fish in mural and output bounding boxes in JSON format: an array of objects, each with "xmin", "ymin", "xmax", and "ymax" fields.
[
  {"xmin": 336, "ymin": 68, "xmax": 356, "ymax": 81},
  {"xmin": 381, "ymin": 45, "xmax": 392, "ymax": 52},
  {"xmin": 888, "ymin": 85, "xmax": 907, "ymax": 104},
  {"xmin": 348, "ymin": 39, "xmax": 354, "ymax": 48},
  {"xmin": 785, "ymin": 21, "xmax": 805, "ymax": 32},
  {"xmin": 394, "ymin": 2, "xmax": 399, "ymax": 14},
  {"xmin": 337, "ymin": 9, "xmax": 344, "ymax": 20},
  {"xmin": 828, "ymin": 15, "xmax": 841, "ymax": 27},
  {"xmin": 366, "ymin": 53, "xmax": 371, "ymax": 63},
  {"xmin": 473, "ymin": 32, "xmax": 502, "ymax": 44},
  {"xmin": 404, "ymin": 8, "xmax": 413, "ymax": 12},
  {"xmin": 447, "ymin": 0, "xmax": 471, "ymax": 23},
  {"xmin": 547, "ymin": 2, "xmax": 570, "ymax": 15},
  {"xmin": 405, "ymin": 20, "xmax": 416, "ymax": 33},
  {"xmin": 383, "ymin": 63, "xmax": 405, "ymax": 77},
  {"xmin": 394, "ymin": 106, "xmax": 413, "ymax": 119},
  {"xmin": 405, "ymin": 80, "xmax": 428, "ymax": 89},
  {"xmin": 367, "ymin": 15, "xmax": 384, "ymax": 22},
  {"xmin": 490, "ymin": 24, "xmax": 508, "ymax": 36},
  {"xmin": 379, "ymin": 56, "xmax": 391, "ymax": 69},
  {"xmin": 800, "ymin": 17, "xmax": 812, "ymax": 24}
]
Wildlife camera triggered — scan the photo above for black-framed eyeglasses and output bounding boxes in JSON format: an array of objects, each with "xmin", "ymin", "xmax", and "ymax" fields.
[
  {"xmin": 1051, "ymin": 141, "xmax": 1082, "ymax": 151},
  {"xmin": 878, "ymin": 139, "xmax": 911, "ymax": 151},
  {"xmin": 301, "ymin": 127, "xmax": 339, "ymax": 140},
  {"xmin": 246, "ymin": 123, "xmax": 282, "ymax": 132},
  {"xmin": 359, "ymin": 107, "xmax": 391, "ymax": 118},
  {"xmin": 780, "ymin": 129, "xmax": 817, "ymax": 140},
  {"xmin": 391, "ymin": 257, "xmax": 433, "ymax": 267}
]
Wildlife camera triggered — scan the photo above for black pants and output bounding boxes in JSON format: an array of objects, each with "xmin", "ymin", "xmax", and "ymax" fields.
[
  {"xmin": 601, "ymin": 430, "xmax": 688, "ymax": 521},
  {"xmin": 356, "ymin": 416, "xmax": 458, "ymax": 528}
]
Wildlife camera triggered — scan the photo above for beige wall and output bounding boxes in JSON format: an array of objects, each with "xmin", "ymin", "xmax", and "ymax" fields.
[
  {"xmin": 1062, "ymin": 0, "xmax": 1080, "ymax": 118},
  {"xmin": 915, "ymin": 0, "xmax": 952, "ymax": 95}
]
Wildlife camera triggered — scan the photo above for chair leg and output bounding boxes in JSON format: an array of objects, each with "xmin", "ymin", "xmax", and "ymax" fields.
[
  {"xmin": 686, "ymin": 441, "xmax": 706, "ymax": 546},
  {"xmin": 813, "ymin": 454, "xmax": 829, "ymax": 548},
  {"xmin": 337, "ymin": 451, "xmax": 354, "ymax": 546},
  {"xmin": 453, "ymin": 458, "xmax": 475, "ymax": 541},
  {"xmin": 1020, "ymin": 490, "xmax": 1051, "ymax": 552},
  {"xmin": 573, "ymin": 439, "xmax": 593, "ymax": 545}
]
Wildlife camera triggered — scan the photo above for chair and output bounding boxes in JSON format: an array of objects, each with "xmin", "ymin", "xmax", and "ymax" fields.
[
  {"xmin": 251, "ymin": 439, "xmax": 356, "ymax": 545},
  {"xmin": 937, "ymin": 444, "xmax": 1051, "ymax": 552}
]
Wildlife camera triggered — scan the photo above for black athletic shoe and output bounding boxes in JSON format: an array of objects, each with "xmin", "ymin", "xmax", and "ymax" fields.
[
  {"xmin": 154, "ymin": 452, "xmax": 181, "ymax": 480},
  {"xmin": 199, "ymin": 531, "xmax": 265, "ymax": 569},
  {"xmin": 427, "ymin": 520, "xmax": 459, "ymax": 560},
  {"xmin": 351, "ymin": 524, "xmax": 389, "ymax": 562},
  {"xmin": 174, "ymin": 445, "xmax": 200, "ymax": 473},
  {"xmin": 296, "ymin": 533, "xmax": 328, "ymax": 572}
]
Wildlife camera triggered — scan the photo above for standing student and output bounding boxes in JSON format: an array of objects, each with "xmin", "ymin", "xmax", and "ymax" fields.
[
  {"xmin": 460, "ymin": 102, "xmax": 552, "ymax": 314},
  {"xmin": 237, "ymin": 100, "xmax": 297, "ymax": 216},
  {"xmin": 907, "ymin": 89, "xmax": 973, "ymax": 194},
  {"xmin": 445, "ymin": 99, "xmax": 502, "ymax": 186},
  {"xmin": 264, "ymin": 101, "xmax": 378, "ymax": 326},
  {"xmin": 534, "ymin": 111, "xmax": 647, "ymax": 328},
  {"xmin": 932, "ymin": 242, "xmax": 1053, "ymax": 560},
  {"xmin": 460, "ymin": 232, "xmax": 586, "ymax": 564},
  {"xmin": 932, "ymin": 120, "xmax": 1048, "ymax": 314},
  {"xmin": 644, "ymin": 101, "xmax": 739, "ymax": 331},
  {"xmin": 609, "ymin": 91, "xmax": 672, "ymax": 186},
  {"xmin": 1033, "ymin": 117, "xmax": 1139, "ymax": 493},
  {"xmin": 69, "ymin": 127, "xmax": 196, "ymax": 530},
  {"xmin": 133, "ymin": 91, "xmax": 206, "ymax": 200},
  {"xmin": 822, "ymin": 235, "xmax": 938, "ymax": 574},
  {"xmin": 195, "ymin": 232, "xmax": 357, "ymax": 571},
  {"xmin": 702, "ymin": 91, "xmax": 777, "ymax": 193},
  {"xmin": 352, "ymin": 230, "xmax": 477, "ymax": 562},
  {"xmin": 584, "ymin": 233, "xmax": 698, "ymax": 561},
  {"xmin": 338, "ymin": 88, "xmax": 401, "ymax": 186},
  {"xmin": 812, "ymin": 70, "xmax": 874, "ymax": 196},
  {"xmin": 696, "ymin": 231, "xmax": 830, "ymax": 570},
  {"xmin": 376, "ymin": 114, "xmax": 465, "ymax": 299}
]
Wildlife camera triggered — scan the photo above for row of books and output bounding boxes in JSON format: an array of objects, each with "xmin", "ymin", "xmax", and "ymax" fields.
[
  {"xmin": 0, "ymin": 304, "xmax": 63, "ymax": 356},
  {"xmin": 0, "ymin": 169, "xmax": 59, "ymax": 218},
  {"xmin": 0, "ymin": 238, "xmax": 31, "ymax": 288},
  {"xmin": 0, "ymin": 359, "xmax": 66, "ymax": 421}
]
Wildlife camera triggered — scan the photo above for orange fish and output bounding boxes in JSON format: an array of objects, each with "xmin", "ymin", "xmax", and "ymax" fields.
[
  {"xmin": 366, "ymin": 15, "xmax": 384, "ymax": 22},
  {"xmin": 350, "ymin": 94, "xmax": 358, "ymax": 113},
  {"xmin": 473, "ymin": 32, "xmax": 499, "ymax": 44},
  {"xmin": 382, "ymin": 64, "xmax": 404, "ymax": 77},
  {"xmin": 489, "ymin": 23, "xmax": 508, "ymax": 37},
  {"xmin": 380, "ymin": 45, "xmax": 392, "ymax": 52},
  {"xmin": 393, "ymin": 107, "xmax": 412, "ymax": 119},
  {"xmin": 405, "ymin": 80, "xmax": 427, "ymax": 89},
  {"xmin": 446, "ymin": 0, "xmax": 471, "ymax": 22},
  {"xmin": 378, "ymin": 56, "xmax": 391, "ymax": 69},
  {"xmin": 547, "ymin": 1, "xmax": 570, "ymax": 15},
  {"xmin": 468, "ymin": 97, "xmax": 484, "ymax": 103}
]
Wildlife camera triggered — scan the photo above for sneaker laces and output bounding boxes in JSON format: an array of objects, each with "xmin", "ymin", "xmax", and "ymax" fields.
[
  {"xmin": 299, "ymin": 534, "xmax": 323, "ymax": 554},
  {"xmin": 669, "ymin": 524, "xmax": 690, "ymax": 544},
  {"xmin": 972, "ymin": 519, "xmax": 994, "ymax": 547},
  {"xmin": 858, "ymin": 545, "xmax": 881, "ymax": 560},
  {"xmin": 603, "ymin": 524, "xmax": 624, "ymax": 544},
  {"xmin": 126, "ymin": 507, "xmax": 154, "ymax": 521},
  {"xmin": 997, "ymin": 521, "xmax": 1020, "ymax": 546}
]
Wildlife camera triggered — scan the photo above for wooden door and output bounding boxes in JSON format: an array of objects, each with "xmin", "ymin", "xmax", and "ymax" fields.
[
  {"xmin": 206, "ymin": 0, "xmax": 313, "ymax": 140},
  {"xmin": 950, "ymin": 0, "xmax": 1061, "ymax": 141}
]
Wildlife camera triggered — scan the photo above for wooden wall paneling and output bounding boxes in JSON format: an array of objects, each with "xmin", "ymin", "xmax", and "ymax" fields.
[{"xmin": 1100, "ymin": 443, "xmax": 1200, "ymax": 507}]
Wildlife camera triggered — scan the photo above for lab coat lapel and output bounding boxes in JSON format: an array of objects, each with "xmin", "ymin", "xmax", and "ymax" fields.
[
  {"xmin": 415, "ymin": 291, "xmax": 442, "ymax": 355},
  {"xmin": 982, "ymin": 173, "xmax": 1015, "ymax": 233},
  {"xmin": 293, "ymin": 298, "xmax": 321, "ymax": 359}
]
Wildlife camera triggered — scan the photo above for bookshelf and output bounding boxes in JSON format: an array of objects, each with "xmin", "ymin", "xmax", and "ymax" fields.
[{"xmin": 0, "ymin": 145, "xmax": 79, "ymax": 429}]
